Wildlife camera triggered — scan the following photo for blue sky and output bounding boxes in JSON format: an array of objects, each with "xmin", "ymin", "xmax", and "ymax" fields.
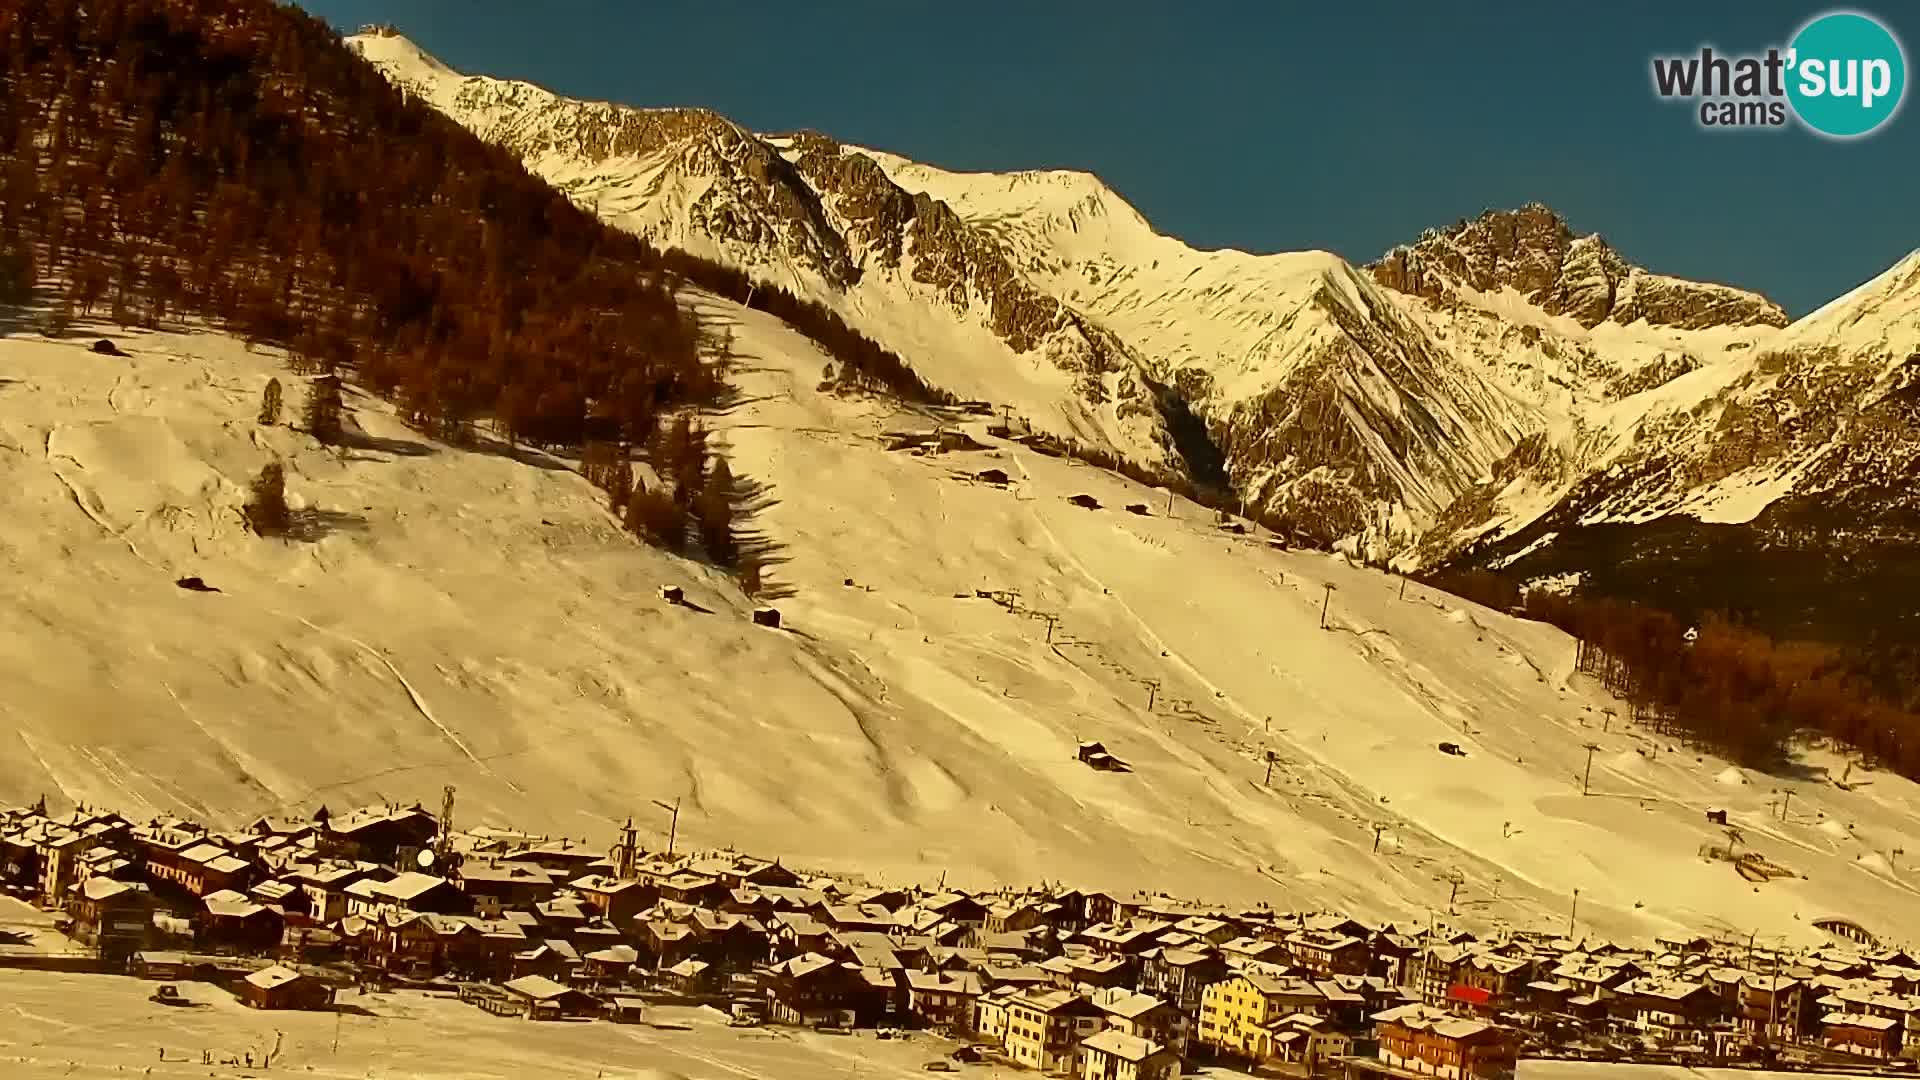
[{"xmin": 298, "ymin": 2, "xmax": 1917, "ymax": 316}]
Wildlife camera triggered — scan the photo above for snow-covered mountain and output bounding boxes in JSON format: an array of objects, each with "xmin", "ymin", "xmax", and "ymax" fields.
[
  {"xmin": 10, "ymin": 298, "xmax": 1920, "ymax": 947},
  {"xmin": 347, "ymin": 30, "xmax": 1917, "ymax": 618}
]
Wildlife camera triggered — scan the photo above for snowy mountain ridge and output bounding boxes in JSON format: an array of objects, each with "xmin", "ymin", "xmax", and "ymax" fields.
[{"xmin": 348, "ymin": 31, "xmax": 1918, "ymax": 598}]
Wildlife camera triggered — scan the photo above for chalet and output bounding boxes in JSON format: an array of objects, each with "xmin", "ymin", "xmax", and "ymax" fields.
[
  {"xmin": 605, "ymin": 996, "xmax": 647, "ymax": 1024},
  {"xmin": 1822, "ymin": 1011, "xmax": 1903, "ymax": 1059},
  {"xmin": 655, "ymin": 871, "xmax": 726, "ymax": 908},
  {"xmin": 1082, "ymin": 891, "xmax": 1148, "ymax": 927},
  {"xmin": 823, "ymin": 903, "xmax": 897, "ymax": 934},
  {"xmin": 346, "ymin": 871, "xmax": 466, "ymax": 917},
  {"xmin": 286, "ymin": 861, "xmax": 376, "ymax": 923},
  {"xmin": 1080, "ymin": 920, "xmax": 1169, "ymax": 959},
  {"xmin": 919, "ymin": 892, "xmax": 990, "ymax": 926},
  {"xmin": 1139, "ymin": 947, "xmax": 1229, "ymax": 1016},
  {"xmin": 906, "ymin": 968, "xmax": 984, "ymax": 1032},
  {"xmin": 568, "ymin": 874, "xmax": 652, "ymax": 922},
  {"xmin": 509, "ymin": 938, "xmax": 580, "ymax": 982},
  {"xmin": 695, "ymin": 855, "xmax": 799, "ymax": 890},
  {"xmin": 67, "ymin": 877, "xmax": 156, "ymax": 965},
  {"xmin": 1616, "ymin": 977, "xmax": 1721, "ymax": 1045},
  {"xmin": 530, "ymin": 894, "xmax": 592, "ymax": 935},
  {"xmin": 200, "ymin": 889, "xmax": 286, "ymax": 953},
  {"xmin": 1733, "ymin": 972, "xmax": 1807, "ymax": 1039},
  {"xmin": 1371, "ymin": 1003, "xmax": 1517, "ymax": 1080},
  {"xmin": 1167, "ymin": 916, "xmax": 1234, "ymax": 946},
  {"xmin": 239, "ymin": 965, "xmax": 334, "ymax": 1011},
  {"xmin": 1449, "ymin": 954, "xmax": 1534, "ymax": 1013},
  {"xmin": 1004, "ymin": 988, "xmax": 1105, "ymax": 1074},
  {"xmin": 131, "ymin": 950, "xmax": 193, "ymax": 980},
  {"xmin": 1410, "ymin": 945, "xmax": 1468, "ymax": 1005},
  {"xmin": 315, "ymin": 804, "xmax": 438, "ymax": 867},
  {"xmin": 1080, "ymin": 1029, "xmax": 1178, "ymax": 1080},
  {"xmin": 985, "ymin": 900, "xmax": 1047, "ymax": 935},
  {"xmin": 1547, "ymin": 956, "xmax": 1637, "ymax": 1003},
  {"xmin": 1372, "ymin": 932, "xmax": 1418, "ymax": 984},
  {"xmin": 763, "ymin": 952, "xmax": 859, "ymax": 1027},
  {"xmin": 1285, "ymin": 928, "xmax": 1370, "ymax": 976},
  {"xmin": 660, "ymin": 957, "xmax": 717, "ymax": 995},
  {"xmin": 1266, "ymin": 1013, "xmax": 1352, "ymax": 1070},
  {"xmin": 145, "ymin": 839, "xmax": 252, "ymax": 898},
  {"xmin": 499, "ymin": 974, "xmax": 599, "ymax": 1020},
  {"xmin": 455, "ymin": 860, "xmax": 559, "ymax": 914},
  {"xmin": 637, "ymin": 914, "xmax": 701, "ymax": 968},
  {"xmin": 1221, "ymin": 935, "xmax": 1290, "ymax": 969},
  {"xmin": 570, "ymin": 918, "xmax": 627, "ymax": 954},
  {"xmin": 579, "ymin": 943, "xmax": 639, "ymax": 987},
  {"xmin": 1092, "ymin": 987, "xmax": 1187, "ymax": 1057}
]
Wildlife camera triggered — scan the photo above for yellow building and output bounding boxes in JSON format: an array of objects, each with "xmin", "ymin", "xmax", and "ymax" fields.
[{"xmin": 1198, "ymin": 973, "xmax": 1326, "ymax": 1061}]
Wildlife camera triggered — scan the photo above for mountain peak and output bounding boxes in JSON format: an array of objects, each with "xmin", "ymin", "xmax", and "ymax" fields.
[{"xmin": 1369, "ymin": 204, "xmax": 1789, "ymax": 332}]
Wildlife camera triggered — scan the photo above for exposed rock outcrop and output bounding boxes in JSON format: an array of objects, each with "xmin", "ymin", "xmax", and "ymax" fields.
[{"xmin": 1368, "ymin": 204, "xmax": 1788, "ymax": 331}]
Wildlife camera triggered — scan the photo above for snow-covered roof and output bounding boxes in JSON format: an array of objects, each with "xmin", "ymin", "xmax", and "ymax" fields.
[
  {"xmin": 1081, "ymin": 1028, "xmax": 1163, "ymax": 1062},
  {"xmin": 244, "ymin": 964, "xmax": 306, "ymax": 990}
]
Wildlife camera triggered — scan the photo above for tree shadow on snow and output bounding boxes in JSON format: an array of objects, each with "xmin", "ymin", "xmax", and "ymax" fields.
[
  {"xmin": 338, "ymin": 428, "xmax": 437, "ymax": 461},
  {"xmin": 731, "ymin": 475, "xmax": 798, "ymax": 603}
]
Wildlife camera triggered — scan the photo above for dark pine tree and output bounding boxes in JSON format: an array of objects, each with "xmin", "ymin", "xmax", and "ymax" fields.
[
  {"xmin": 244, "ymin": 461, "xmax": 290, "ymax": 536},
  {"xmin": 258, "ymin": 377, "xmax": 282, "ymax": 426}
]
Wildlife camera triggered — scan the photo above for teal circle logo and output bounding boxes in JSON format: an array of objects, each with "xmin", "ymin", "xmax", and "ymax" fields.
[{"xmin": 1786, "ymin": 11, "xmax": 1907, "ymax": 137}]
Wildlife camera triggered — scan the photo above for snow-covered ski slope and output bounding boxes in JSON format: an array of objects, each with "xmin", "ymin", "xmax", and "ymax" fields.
[{"xmin": 1, "ymin": 299, "xmax": 1915, "ymax": 946}]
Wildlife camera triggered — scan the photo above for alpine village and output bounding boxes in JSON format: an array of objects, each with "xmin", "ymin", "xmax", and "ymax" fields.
[{"xmin": 4, "ymin": 793, "xmax": 1918, "ymax": 1080}]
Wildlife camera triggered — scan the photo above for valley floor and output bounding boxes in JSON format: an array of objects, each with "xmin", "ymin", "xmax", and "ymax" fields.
[{"xmin": 0, "ymin": 970, "xmax": 1019, "ymax": 1080}]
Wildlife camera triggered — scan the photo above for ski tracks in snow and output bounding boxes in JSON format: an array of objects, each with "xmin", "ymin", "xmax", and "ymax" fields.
[{"xmin": 288, "ymin": 613, "xmax": 525, "ymax": 795}]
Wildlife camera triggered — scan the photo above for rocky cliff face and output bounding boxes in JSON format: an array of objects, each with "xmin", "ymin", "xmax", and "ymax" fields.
[
  {"xmin": 350, "ymin": 31, "xmax": 1919, "ymax": 614},
  {"xmin": 1369, "ymin": 204, "xmax": 1789, "ymax": 331},
  {"xmin": 351, "ymin": 33, "xmax": 1174, "ymax": 465}
]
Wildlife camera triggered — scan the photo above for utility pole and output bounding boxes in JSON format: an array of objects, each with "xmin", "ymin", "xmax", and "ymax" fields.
[
  {"xmin": 651, "ymin": 798, "xmax": 681, "ymax": 858},
  {"xmin": 1043, "ymin": 613, "xmax": 1058, "ymax": 643},
  {"xmin": 1320, "ymin": 584, "xmax": 1334, "ymax": 630},
  {"xmin": 1264, "ymin": 751, "xmax": 1277, "ymax": 787},
  {"xmin": 1581, "ymin": 743, "xmax": 1600, "ymax": 796},
  {"xmin": 1398, "ymin": 576, "xmax": 1408, "ymax": 602},
  {"xmin": 1165, "ymin": 489, "xmax": 1175, "ymax": 516},
  {"xmin": 1145, "ymin": 680, "xmax": 1160, "ymax": 711},
  {"xmin": 1372, "ymin": 823, "xmax": 1388, "ymax": 854},
  {"xmin": 1778, "ymin": 790, "xmax": 1793, "ymax": 822},
  {"xmin": 1566, "ymin": 887, "xmax": 1580, "ymax": 937}
]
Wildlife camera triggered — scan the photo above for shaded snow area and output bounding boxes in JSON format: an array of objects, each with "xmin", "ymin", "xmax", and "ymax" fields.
[{"xmin": 4, "ymin": 300, "xmax": 1920, "ymax": 950}]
